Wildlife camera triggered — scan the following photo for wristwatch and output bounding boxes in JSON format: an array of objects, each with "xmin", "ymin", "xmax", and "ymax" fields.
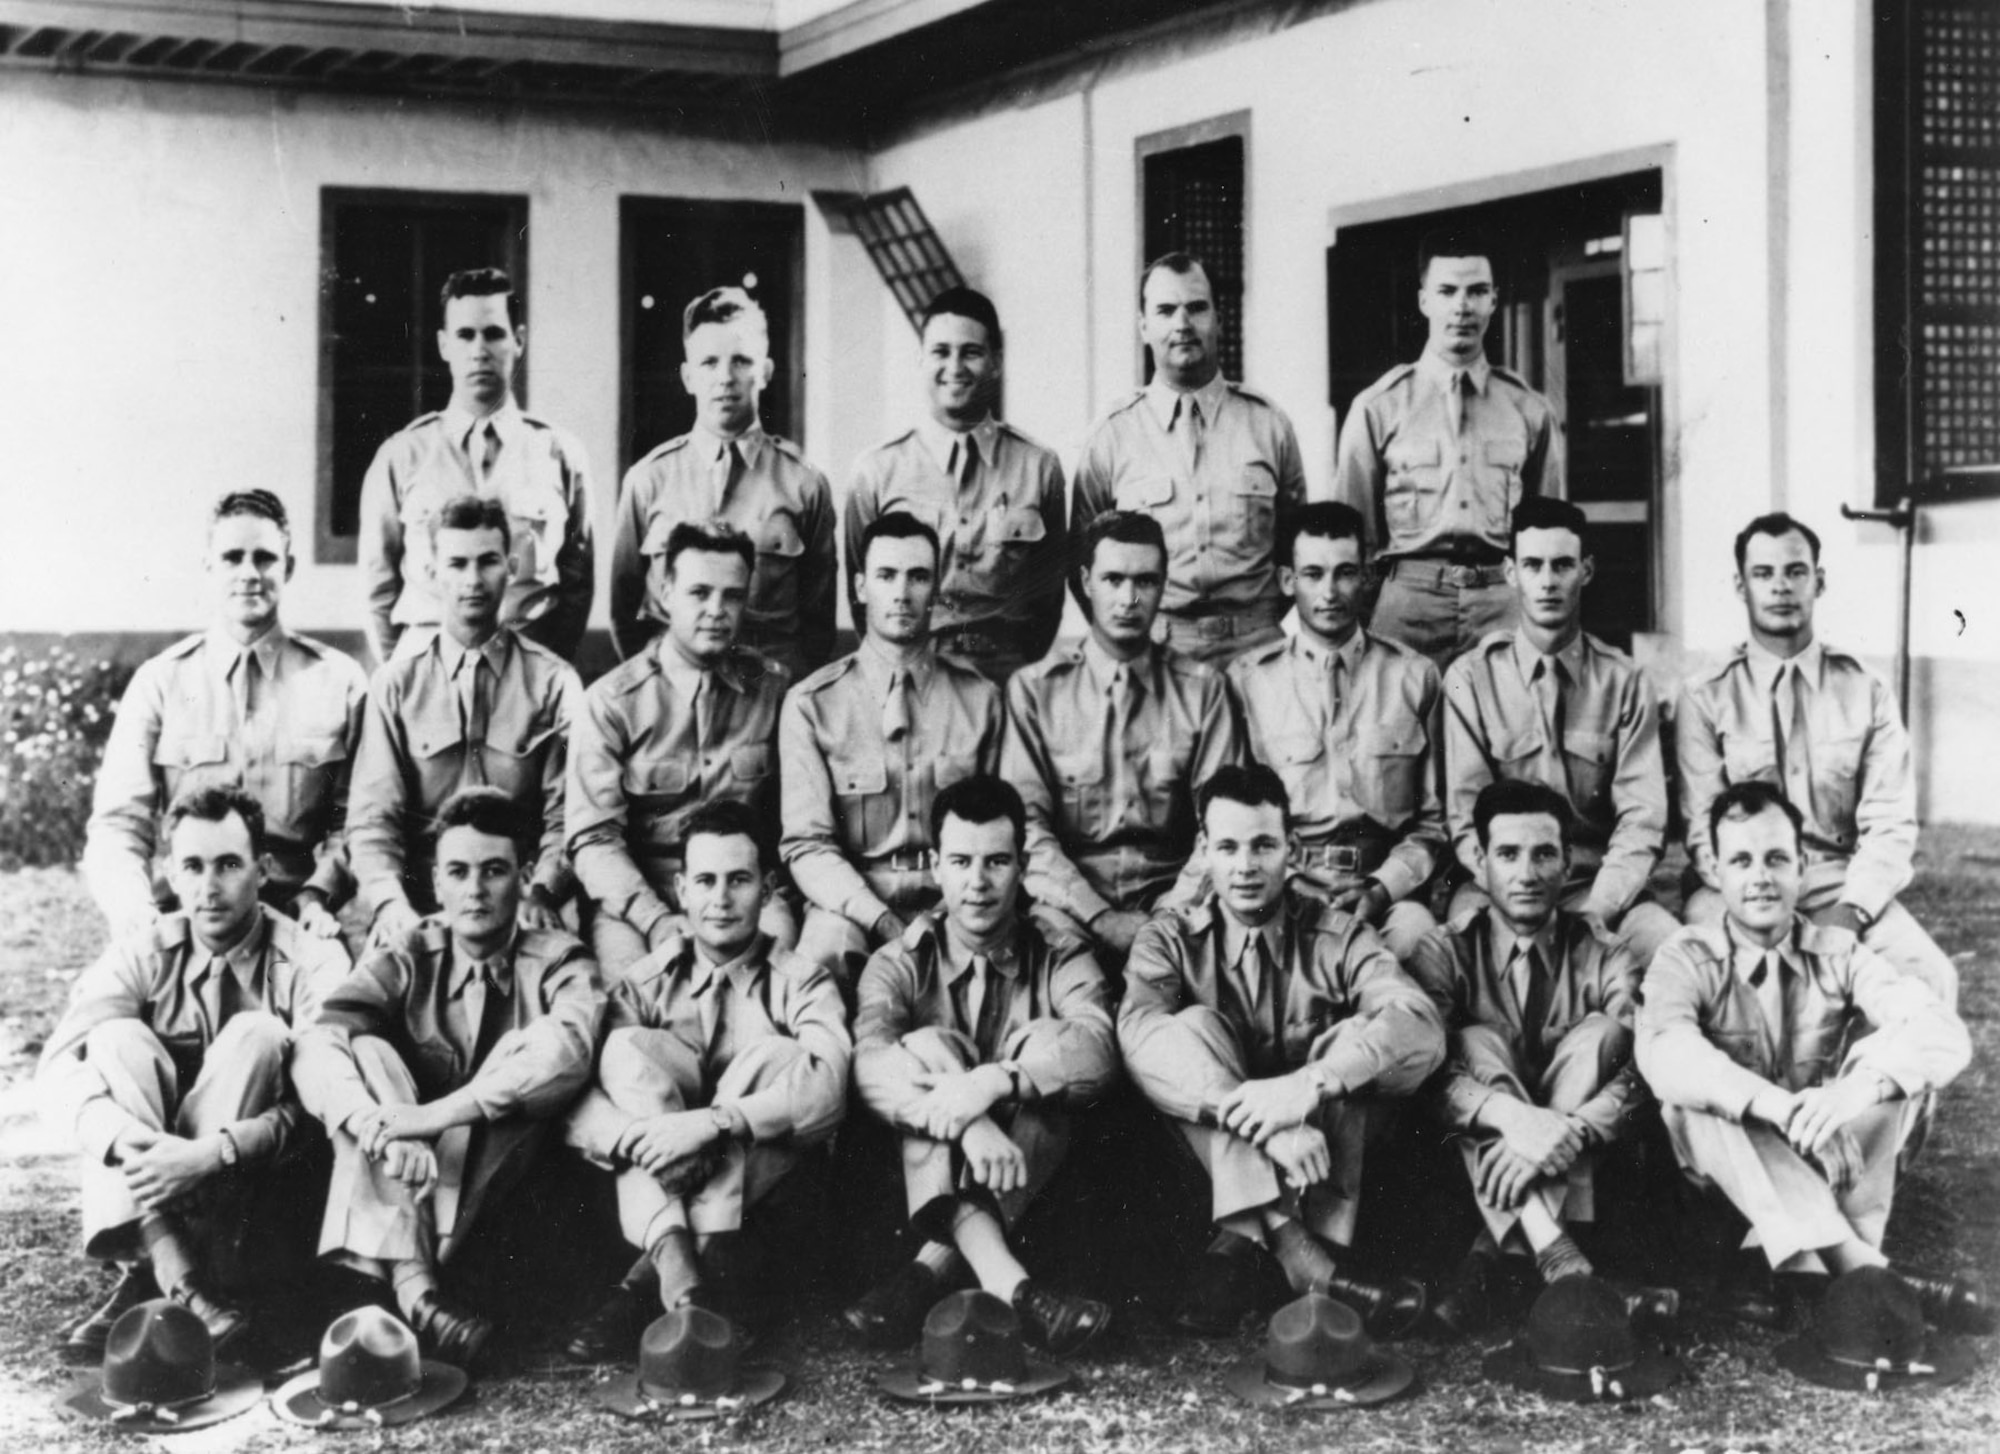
[
  {"xmin": 1306, "ymin": 1063, "xmax": 1337, "ymax": 1100},
  {"xmin": 710, "ymin": 1106, "xmax": 741, "ymax": 1141},
  {"xmin": 216, "ymin": 1129, "xmax": 241, "ymax": 1169}
]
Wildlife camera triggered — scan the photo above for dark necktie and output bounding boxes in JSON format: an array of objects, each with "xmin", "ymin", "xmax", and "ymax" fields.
[
  {"xmin": 1175, "ymin": 395, "xmax": 1203, "ymax": 478},
  {"xmin": 882, "ymin": 666, "xmax": 911, "ymax": 745},
  {"xmin": 955, "ymin": 433, "xmax": 980, "ymax": 489},
  {"xmin": 458, "ymin": 653, "xmax": 490, "ymax": 786},
  {"xmin": 1518, "ymin": 943, "xmax": 1552, "ymax": 1066}
]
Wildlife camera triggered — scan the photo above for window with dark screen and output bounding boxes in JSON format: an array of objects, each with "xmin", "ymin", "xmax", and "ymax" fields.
[
  {"xmin": 1140, "ymin": 118, "xmax": 1247, "ymax": 384},
  {"xmin": 316, "ymin": 190, "xmax": 528, "ymax": 562}
]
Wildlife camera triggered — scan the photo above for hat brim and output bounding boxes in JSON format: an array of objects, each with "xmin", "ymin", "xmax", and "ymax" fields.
[
  {"xmin": 1774, "ymin": 1334, "xmax": 1979, "ymax": 1393},
  {"xmin": 594, "ymin": 1367, "xmax": 787, "ymax": 1420},
  {"xmin": 1222, "ymin": 1350, "xmax": 1416, "ymax": 1408},
  {"xmin": 270, "ymin": 1361, "xmax": 470, "ymax": 1430},
  {"xmin": 877, "ymin": 1357, "xmax": 1072, "ymax": 1404},
  {"xmin": 59, "ymin": 1365, "xmax": 262, "ymax": 1432},
  {"xmin": 1481, "ymin": 1339, "xmax": 1684, "ymax": 1404}
]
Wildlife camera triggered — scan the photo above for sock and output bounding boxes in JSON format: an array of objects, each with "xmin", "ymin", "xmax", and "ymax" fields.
[
  {"xmin": 390, "ymin": 1258, "xmax": 438, "ymax": 1318},
  {"xmin": 914, "ymin": 1240, "xmax": 962, "ymax": 1280},
  {"xmin": 1266, "ymin": 1217, "xmax": 1341, "ymax": 1294},
  {"xmin": 619, "ymin": 1255, "xmax": 659, "ymax": 1293},
  {"xmin": 1468, "ymin": 1229, "xmax": 1501, "ymax": 1262},
  {"xmin": 951, "ymin": 1203, "xmax": 1028, "ymax": 1303},
  {"xmin": 648, "ymin": 1228, "xmax": 701, "ymax": 1310},
  {"xmin": 1534, "ymin": 1233, "xmax": 1594, "ymax": 1284},
  {"xmin": 138, "ymin": 1215, "xmax": 197, "ymax": 1297}
]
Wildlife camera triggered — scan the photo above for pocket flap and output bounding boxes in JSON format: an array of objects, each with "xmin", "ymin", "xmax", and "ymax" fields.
[
  {"xmin": 832, "ymin": 757, "xmax": 888, "ymax": 795},
  {"xmin": 1364, "ymin": 729, "xmax": 1427, "ymax": 758},
  {"xmin": 278, "ymin": 731, "xmax": 349, "ymax": 767},
  {"xmin": 154, "ymin": 734, "xmax": 229, "ymax": 769},
  {"xmin": 1235, "ymin": 468, "xmax": 1277, "ymax": 498},
  {"xmin": 1115, "ymin": 476, "xmax": 1175, "ymax": 509},
  {"xmin": 626, "ymin": 761, "xmax": 690, "ymax": 796},
  {"xmin": 760, "ymin": 518, "xmax": 805, "ymax": 557},
  {"xmin": 1386, "ymin": 439, "xmax": 1442, "ymax": 470},
  {"xmin": 1052, "ymin": 751, "xmax": 1105, "ymax": 787},
  {"xmin": 1485, "ymin": 438, "xmax": 1528, "ymax": 469},
  {"xmin": 991, "ymin": 508, "xmax": 1047, "ymax": 544},
  {"xmin": 1562, "ymin": 729, "xmax": 1614, "ymax": 765},
  {"xmin": 730, "ymin": 745, "xmax": 773, "ymax": 781},
  {"xmin": 1271, "ymin": 734, "xmax": 1326, "ymax": 765}
]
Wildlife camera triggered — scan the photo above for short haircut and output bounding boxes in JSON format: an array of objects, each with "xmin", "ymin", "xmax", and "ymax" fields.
[
  {"xmin": 1471, "ymin": 779, "xmax": 1574, "ymax": 849},
  {"xmin": 1278, "ymin": 501, "xmax": 1367, "ymax": 569},
  {"xmin": 1139, "ymin": 250, "xmax": 1209, "ymax": 305},
  {"xmin": 679, "ymin": 797, "xmax": 774, "ymax": 873},
  {"xmin": 430, "ymin": 493, "xmax": 512, "ymax": 550},
  {"xmin": 164, "ymin": 781, "xmax": 268, "ymax": 860},
  {"xmin": 1707, "ymin": 780, "xmax": 1805, "ymax": 853},
  {"xmin": 1733, "ymin": 512, "xmax": 1822, "ymax": 573},
  {"xmin": 440, "ymin": 267, "xmax": 520, "ymax": 328},
  {"xmin": 1071, "ymin": 509, "xmax": 1169, "ymax": 620},
  {"xmin": 431, "ymin": 785, "xmax": 531, "ymax": 860},
  {"xmin": 210, "ymin": 489, "xmax": 292, "ymax": 548},
  {"xmin": 1418, "ymin": 226, "xmax": 1499, "ymax": 281},
  {"xmin": 1197, "ymin": 763, "xmax": 1291, "ymax": 830},
  {"xmin": 663, "ymin": 518, "xmax": 755, "ymax": 579},
  {"xmin": 921, "ymin": 286, "xmax": 1004, "ymax": 353},
  {"xmin": 683, "ymin": 285, "xmax": 768, "ymax": 344},
  {"xmin": 1510, "ymin": 495, "xmax": 1590, "ymax": 553},
  {"xmin": 858, "ymin": 510, "xmax": 941, "ymax": 575},
  {"xmin": 931, "ymin": 774, "xmax": 1027, "ymax": 850}
]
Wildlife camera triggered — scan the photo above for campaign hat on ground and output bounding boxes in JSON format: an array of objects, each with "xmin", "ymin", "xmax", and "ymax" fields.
[
  {"xmin": 272, "ymin": 1306, "xmax": 469, "ymax": 1430},
  {"xmin": 58, "ymin": 1298, "xmax": 261, "ymax": 1433},
  {"xmin": 596, "ymin": 1306, "xmax": 786, "ymax": 1420},
  {"xmin": 1482, "ymin": 1275, "xmax": 1684, "ymax": 1403},
  {"xmin": 1224, "ymin": 1293, "xmax": 1416, "ymax": 1409},
  {"xmin": 878, "ymin": 1290, "xmax": 1071, "ymax": 1404},
  {"xmin": 1776, "ymin": 1266, "xmax": 1978, "ymax": 1394}
]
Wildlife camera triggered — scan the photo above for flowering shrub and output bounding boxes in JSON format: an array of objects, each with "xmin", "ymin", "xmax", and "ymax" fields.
[{"xmin": 0, "ymin": 645, "xmax": 131, "ymax": 868}]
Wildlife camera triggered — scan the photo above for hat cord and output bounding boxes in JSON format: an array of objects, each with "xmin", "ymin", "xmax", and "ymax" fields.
[
  {"xmin": 916, "ymin": 1377, "xmax": 1018, "ymax": 1395},
  {"xmin": 1826, "ymin": 1352, "xmax": 1936, "ymax": 1394},
  {"xmin": 1279, "ymin": 1383, "xmax": 1357, "ymax": 1404},
  {"xmin": 638, "ymin": 1391, "xmax": 745, "ymax": 1412},
  {"xmin": 1586, "ymin": 1365, "xmax": 1626, "ymax": 1400},
  {"xmin": 106, "ymin": 1399, "xmax": 186, "ymax": 1424}
]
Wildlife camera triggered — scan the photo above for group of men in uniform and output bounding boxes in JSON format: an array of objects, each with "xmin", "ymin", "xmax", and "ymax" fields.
[{"xmin": 41, "ymin": 233, "xmax": 1985, "ymax": 1383}]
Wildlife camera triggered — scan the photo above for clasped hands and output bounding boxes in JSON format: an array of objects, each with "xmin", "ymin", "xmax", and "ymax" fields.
[
  {"xmin": 1475, "ymin": 1098, "xmax": 1587, "ymax": 1211},
  {"xmin": 113, "ymin": 1126, "xmax": 224, "ymax": 1213},
  {"xmin": 346, "ymin": 1102, "xmax": 455, "ymax": 1200},
  {"xmin": 1216, "ymin": 1070, "xmax": 1331, "ymax": 1190},
  {"xmin": 1750, "ymin": 1076, "xmax": 1882, "ymax": 1194},
  {"xmin": 906, "ymin": 1065, "xmax": 1028, "ymax": 1194}
]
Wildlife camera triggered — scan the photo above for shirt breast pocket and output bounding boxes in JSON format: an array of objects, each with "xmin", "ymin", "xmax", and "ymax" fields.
[
  {"xmin": 754, "ymin": 515, "xmax": 806, "ymax": 616},
  {"xmin": 1561, "ymin": 729, "xmax": 1616, "ymax": 808},
  {"xmin": 1813, "ymin": 732, "xmax": 1867, "ymax": 836},
  {"xmin": 1722, "ymin": 732, "xmax": 1779, "ymax": 782},
  {"xmin": 624, "ymin": 759, "xmax": 692, "ymax": 806},
  {"xmin": 1226, "ymin": 467, "xmax": 1279, "ymax": 561},
  {"xmin": 829, "ymin": 755, "xmax": 892, "ymax": 843},
  {"xmin": 475, "ymin": 720, "xmax": 560, "ymax": 799},
  {"xmin": 1706, "ymin": 1026, "xmax": 1767, "ymax": 1077},
  {"xmin": 1114, "ymin": 475, "xmax": 1175, "ymax": 511},
  {"xmin": 1489, "ymin": 725, "xmax": 1546, "ymax": 775},
  {"xmin": 277, "ymin": 730, "xmax": 351, "ymax": 826},
  {"xmin": 505, "ymin": 487, "xmax": 566, "ymax": 590},
  {"xmin": 1050, "ymin": 750, "xmax": 1106, "ymax": 832},
  {"xmin": 1384, "ymin": 439, "xmax": 1443, "ymax": 536},
  {"xmin": 729, "ymin": 745, "xmax": 773, "ymax": 787},
  {"xmin": 934, "ymin": 753, "xmax": 977, "ymax": 791},
  {"xmin": 984, "ymin": 506, "xmax": 1047, "ymax": 577},
  {"xmin": 1267, "ymin": 733, "xmax": 1329, "ymax": 809},
  {"xmin": 1360, "ymin": 728, "xmax": 1429, "ymax": 820},
  {"xmin": 1142, "ymin": 745, "xmax": 1190, "ymax": 822},
  {"xmin": 1482, "ymin": 437, "xmax": 1529, "ymax": 533},
  {"xmin": 153, "ymin": 734, "xmax": 231, "ymax": 792}
]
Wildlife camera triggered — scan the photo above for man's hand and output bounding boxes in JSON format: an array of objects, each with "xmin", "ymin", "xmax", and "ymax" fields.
[
  {"xmin": 620, "ymin": 1111, "xmax": 721, "ymax": 1179},
  {"xmin": 904, "ymin": 1066, "xmax": 1010, "ymax": 1142},
  {"xmin": 380, "ymin": 1139, "xmax": 439, "ymax": 1198},
  {"xmin": 1810, "ymin": 1126, "xmax": 1865, "ymax": 1196},
  {"xmin": 1747, "ymin": 1084, "xmax": 1801, "ymax": 1133},
  {"xmin": 1813, "ymin": 902, "xmax": 1871, "ymax": 939},
  {"xmin": 872, "ymin": 910, "xmax": 906, "ymax": 945},
  {"xmin": 1482, "ymin": 1098, "xmax": 1584, "ymax": 1177},
  {"xmin": 122, "ymin": 1132, "xmax": 223, "ymax": 1212},
  {"xmin": 369, "ymin": 900, "xmax": 423, "ymax": 948},
  {"xmin": 1475, "ymin": 1141, "xmax": 1544, "ymax": 1211},
  {"xmin": 1091, "ymin": 909, "xmax": 1149, "ymax": 956},
  {"xmin": 518, "ymin": 885, "xmax": 564, "ymax": 932},
  {"xmin": 293, "ymin": 892, "xmax": 342, "ymax": 940},
  {"xmin": 1264, "ymin": 1124, "xmax": 1331, "ymax": 1188},
  {"xmin": 349, "ymin": 1102, "xmax": 447, "ymax": 1159},
  {"xmin": 1327, "ymin": 882, "xmax": 1391, "ymax": 927},
  {"xmin": 959, "ymin": 1117, "xmax": 1027, "ymax": 1194},
  {"xmin": 1218, "ymin": 1070, "xmax": 1322, "ymax": 1145},
  {"xmin": 1788, "ymin": 1075, "xmax": 1885, "ymax": 1157}
]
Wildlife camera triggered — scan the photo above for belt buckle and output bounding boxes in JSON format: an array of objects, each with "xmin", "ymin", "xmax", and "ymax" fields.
[
  {"xmin": 1196, "ymin": 616, "xmax": 1231, "ymax": 640},
  {"xmin": 1328, "ymin": 845, "xmax": 1361, "ymax": 874}
]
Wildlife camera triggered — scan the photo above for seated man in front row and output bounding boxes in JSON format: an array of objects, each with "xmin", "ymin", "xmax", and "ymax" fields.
[
  {"xmin": 1408, "ymin": 781, "xmax": 1648, "ymax": 1338},
  {"xmin": 561, "ymin": 799, "xmax": 850, "ymax": 1359},
  {"xmin": 295, "ymin": 787, "xmax": 606, "ymax": 1367},
  {"xmin": 1118, "ymin": 765, "xmax": 1444, "ymax": 1338},
  {"xmin": 1637, "ymin": 781, "xmax": 1989, "ymax": 1333},
  {"xmin": 39, "ymin": 784, "xmax": 352, "ymax": 1359},
  {"xmin": 849, "ymin": 776, "xmax": 1117, "ymax": 1355}
]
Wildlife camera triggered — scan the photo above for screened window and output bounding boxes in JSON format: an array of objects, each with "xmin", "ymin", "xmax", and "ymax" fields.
[{"xmin": 1139, "ymin": 116, "xmax": 1248, "ymax": 384}]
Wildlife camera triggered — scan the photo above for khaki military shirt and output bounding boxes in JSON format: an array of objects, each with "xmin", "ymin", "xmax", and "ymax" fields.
[
  {"xmin": 1443, "ymin": 630, "xmax": 1667, "ymax": 921},
  {"xmin": 844, "ymin": 416, "xmax": 1068, "ymax": 663},
  {"xmin": 1332, "ymin": 353, "xmax": 1563, "ymax": 561},
  {"xmin": 348, "ymin": 629, "xmax": 581, "ymax": 917},
  {"xmin": 359, "ymin": 401, "xmax": 596, "ymax": 663},
  {"xmin": 778, "ymin": 639, "xmax": 1004, "ymax": 928},
  {"xmin": 1003, "ymin": 638, "xmax": 1243, "ymax": 922},
  {"xmin": 1675, "ymin": 639, "xmax": 1915, "ymax": 917},
  {"xmin": 1228, "ymin": 629, "xmax": 1445, "ymax": 901},
  {"xmin": 1072, "ymin": 374, "xmax": 1308, "ymax": 622},
  {"xmin": 610, "ymin": 424, "xmax": 837, "ymax": 675},
  {"xmin": 83, "ymin": 627, "xmax": 367, "ymax": 925},
  {"xmin": 568, "ymin": 637, "xmax": 790, "ymax": 936}
]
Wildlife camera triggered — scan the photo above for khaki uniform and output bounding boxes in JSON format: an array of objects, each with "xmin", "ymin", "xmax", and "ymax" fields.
[
  {"xmin": 359, "ymin": 402, "xmax": 595, "ymax": 664},
  {"xmin": 37, "ymin": 908, "xmax": 350, "ymax": 1258},
  {"xmin": 1119, "ymin": 893, "xmax": 1444, "ymax": 1245},
  {"xmin": 1407, "ymin": 909, "xmax": 1643, "ymax": 1245},
  {"xmin": 855, "ymin": 912, "xmax": 1115, "ymax": 1231},
  {"xmin": 1332, "ymin": 354, "xmax": 1563, "ymax": 666},
  {"xmin": 566, "ymin": 933, "xmax": 849, "ymax": 1243},
  {"xmin": 1676, "ymin": 640, "xmax": 1955, "ymax": 1005},
  {"xmin": 348, "ymin": 629, "xmax": 580, "ymax": 921},
  {"xmin": 844, "ymin": 416, "xmax": 1068, "ymax": 682},
  {"xmin": 1442, "ymin": 630, "xmax": 1678, "ymax": 962},
  {"xmin": 82, "ymin": 627, "xmax": 367, "ymax": 928},
  {"xmin": 1072, "ymin": 375, "xmax": 1308, "ymax": 665},
  {"xmin": 610, "ymin": 425, "xmax": 837, "ymax": 679},
  {"xmin": 295, "ymin": 922, "xmax": 604, "ymax": 1266},
  {"xmin": 567, "ymin": 637, "xmax": 792, "ymax": 976},
  {"xmin": 1637, "ymin": 919, "xmax": 1968, "ymax": 1270}
]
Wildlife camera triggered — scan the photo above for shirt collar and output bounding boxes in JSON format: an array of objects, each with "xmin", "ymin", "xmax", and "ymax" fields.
[
  {"xmin": 941, "ymin": 918, "xmax": 1021, "ymax": 985},
  {"xmin": 1416, "ymin": 350, "xmax": 1492, "ymax": 397},
  {"xmin": 1511, "ymin": 630, "xmax": 1586, "ymax": 685},
  {"xmin": 916, "ymin": 414, "xmax": 1000, "ymax": 476},
  {"xmin": 691, "ymin": 420, "xmax": 767, "ymax": 469},
  {"xmin": 688, "ymin": 933, "xmax": 769, "ymax": 998},
  {"xmin": 1080, "ymin": 634, "xmax": 1155, "ymax": 695},
  {"xmin": 1293, "ymin": 627, "xmax": 1365, "ymax": 675},
  {"xmin": 1744, "ymin": 636, "xmax": 1824, "ymax": 695},
  {"xmin": 1143, "ymin": 370, "xmax": 1229, "ymax": 431},
  {"xmin": 443, "ymin": 398, "xmax": 523, "ymax": 449},
  {"xmin": 450, "ymin": 930, "xmax": 519, "ymax": 997},
  {"xmin": 1492, "ymin": 913, "xmax": 1560, "ymax": 976},
  {"xmin": 1217, "ymin": 903, "xmax": 1284, "ymax": 975},
  {"xmin": 207, "ymin": 625, "xmax": 287, "ymax": 683},
  {"xmin": 186, "ymin": 910, "xmax": 270, "ymax": 999},
  {"xmin": 437, "ymin": 628, "xmax": 510, "ymax": 681},
  {"xmin": 1723, "ymin": 918, "xmax": 1801, "ymax": 987},
  {"xmin": 858, "ymin": 633, "xmax": 937, "ymax": 696}
]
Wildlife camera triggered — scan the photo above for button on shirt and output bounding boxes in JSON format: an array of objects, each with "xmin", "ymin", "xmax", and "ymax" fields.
[
  {"xmin": 1228, "ymin": 629, "xmax": 1446, "ymax": 901},
  {"xmin": 568, "ymin": 638, "xmax": 790, "ymax": 935},
  {"xmin": 1072, "ymin": 375, "xmax": 1307, "ymax": 621},
  {"xmin": 82, "ymin": 627, "xmax": 367, "ymax": 926},
  {"xmin": 1443, "ymin": 630, "xmax": 1667, "ymax": 921},
  {"xmin": 844, "ymin": 416, "xmax": 1069, "ymax": 663},
  {"xmin": 610, "ymin": 424, "xmax": 837, "ymax": 675},
  {"xmin": 359, "ymin": 401, "xmax": 596, "ymax": 663},
  {"xmin": 779, "ymin": 640, "xmax": 1005, "ymax": 928},
  {"xmin": 1332, "ymin": 353, "xmax": 1564, "ymax": 561},
  {"xmin": 348, "ymin": 629, "xmax": 582, "ymax": 918},
  {"xmin": 1675, "ymin": 640, "xmax": 1916, "ymax": 918},
  {"xmin": 1003, "ymin": 639, "xmax": 1245, "ymax": 923}
]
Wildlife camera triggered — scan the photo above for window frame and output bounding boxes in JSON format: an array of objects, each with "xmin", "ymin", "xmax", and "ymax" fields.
[{"xmin": 1134, "ymin": 110, "xmax": 1251, "ymax": 384}]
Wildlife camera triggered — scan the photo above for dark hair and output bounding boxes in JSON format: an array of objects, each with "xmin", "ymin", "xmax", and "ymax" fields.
[
  {"xmin": 931, "ymin": 774, "xmax": 1027, "ymax": 850},
  {"xmin": 858, "ymin": 510, "xmax": 941, "ymax": 575},
  {"xmin": 440, "ymin": 267, "xmax": 520, "ymax": 328},
  {"xmin": 1417, "ymin": 226, "xmax": 1499, "ymax": 281},
  {"xmin": 430, "ymin": 493, "xmax": 512, "ymax": 550},
  {"xmin": 921, "ymin": 286, "xmax": 1003, "ymax": 353},
  {"xmin": 1707, "ymin": 780, "xmax": 1805, "ymax": 853},
  {"xmin": 165, "ymin": 782, "xmax": 268, "ymax": 860},
  {"xmin": 682, "ymin": 285, "xmax": 768, "ymax": 343},
  {"xmin": 1510, "ymin": 495, "xmax": 1590, "ymax": 553},
  {"xmin": 1197, "ymin": 763, "xmax": 1291, "ymax": 830},
  {"xmin": 679, "ymin": 798, "xmax": 774, "ymax": 873},
  {"xmin": 431, "ymin": 786, "xmax": 531, "ymax": 861},
  {"xmin": 1733, "ymin": 512, "xmax": 1822, "ymax": 573},
  {"xmin": 663, "ymin": 519, "xmax": 755, "ymax": 579},
  {"xmin": 1139, "ymin": 250, "xmax": 1209, "ymax": 305},
  {"xmin": 1070, "ymin": 510, "xmax": 1168, "ymax": 621},
  {"xmin": 1278, "ymin": 501, "xmax": 1367, "ymax": 569},
  {"xmin": 210, "ymin": 490, "xmax": 291, "ymax": 548},
  {"xmin": 1471, "ymin": 779, "xmax": 1574, "ymax": 849}
]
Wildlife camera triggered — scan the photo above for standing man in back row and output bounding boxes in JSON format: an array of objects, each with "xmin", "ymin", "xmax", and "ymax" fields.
[
  {"xmin": 360, "ymin": 267, "xmax": 595, "ymax": 666},
  {"xmin": 1072, "ymin": 252, "xmax": 1308, "ymax": 667},
  {"xmin": 1334, "ymin": 228, "xmax": 1564, "ymax": 668}
]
